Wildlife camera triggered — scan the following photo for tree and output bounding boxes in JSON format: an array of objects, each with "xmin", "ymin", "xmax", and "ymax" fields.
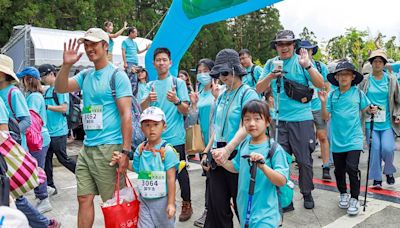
[{"xmin": 298, "ymin": 27, "xmax": 317, "ymax": 44}]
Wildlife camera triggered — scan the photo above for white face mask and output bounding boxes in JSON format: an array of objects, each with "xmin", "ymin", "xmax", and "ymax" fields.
[{"xmin": 196, "ymin": 72, "xmax": 212, "ymax": 85}]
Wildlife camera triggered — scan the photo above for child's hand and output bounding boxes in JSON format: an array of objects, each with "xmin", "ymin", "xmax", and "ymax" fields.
[
  {"xmin": 109, "ymin": 151, "xmax": 122, "ymax": 166},
  {"xmin": 249, "ymin": 152, "xmax": 265, "ymax": 168},
  {"xmin": 166, "ymin": 203, "xmax": 176, "ymax": 219},
  {"xmin": 318, "ymin": 90, "xmax": 327, "ymax": 103}
]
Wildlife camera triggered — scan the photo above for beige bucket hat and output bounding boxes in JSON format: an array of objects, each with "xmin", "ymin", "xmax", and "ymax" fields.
[{"xmin": 0, "ymin": 54, "xmax": 19, "ymax": 82}]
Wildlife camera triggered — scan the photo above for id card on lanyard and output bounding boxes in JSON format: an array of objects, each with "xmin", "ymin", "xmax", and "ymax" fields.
[{"xmin": 82, "ymin": 105, "xmax": 103, "ymax": 130}]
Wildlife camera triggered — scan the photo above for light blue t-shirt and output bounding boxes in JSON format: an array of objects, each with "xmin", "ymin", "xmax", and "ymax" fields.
[
  {"xmin": 197, "ymin": 89, "xmax": 215, "ymax": 146},
  {"xmin": 73, "ymin": 63, "xmax": 133, "ymax": 146},
  {"xmin": 132, "ymin": 140, "xmax": 180, "ymax": 198},
  {"xmin": 122, "ymin": 38, "xmax": 139, "ymax": 64},
  {"xmin": 136, "ymin": 82, "xmax": 147, "ymax": 104},
  {"xmin": 26, "ymin": 92, "xmax": 51, "ymax": 148},
  {"xmin": 310, "ymin": 61, "xmax": 329, "ymax": 111},
  {"xmin": 260, "ymin": 55, "xmax": 315, "ymax": 122},
  {"xmin": 327, "ymin": 86, "xmax": 370, "ymax": 153},
  {"xmin": 243, "ymin": 65, "xmax": 263, "ymax": 88},
  {"xmin": 212, "ymin": 84, "xmax": 259, "ymax": 148},
  {"xmin": 108, "ymin": 33, "xmax": 114, "ymax": 53},
  {"xmin": 365, "ymin": 73, "xmax": 391, "ymax": 131},
  {"xmin": 0, "ymin": 98, "xmax": 8, "ymax": 124},
  {"xmin": 0, "ymin": 85, "xmax": 30, "ymax": 149},
  {"xmin": 142, "ymin": 75, "xmax": 190, "ymax": 146},
  {"xmin": 44, "ymin": 87, "xmax": 69, "ymax": 137},
  {"xmin": 232, "ymin": 137, "xmax": 289, "ymax": 228}
]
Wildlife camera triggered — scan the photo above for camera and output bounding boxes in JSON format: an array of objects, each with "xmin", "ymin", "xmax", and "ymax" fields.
[{"xmin": 273, "ymin": 60, "xmax": 283, "ymax": 72}]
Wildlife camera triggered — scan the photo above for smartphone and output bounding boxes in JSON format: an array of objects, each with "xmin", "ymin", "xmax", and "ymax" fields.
[{"xmin": 273, "ymin": 60, "xmax": 283, "ymax": 72}]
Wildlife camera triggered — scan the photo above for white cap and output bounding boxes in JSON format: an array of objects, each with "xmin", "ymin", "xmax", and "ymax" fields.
[
  {"xmin": 0, "ymin": 206, "xmax": 29, "ymax": 227},
  {"xmin": 78, "ymin": 28, "xmax": 109, "ymax": 44},
  {"xmin": 140, "ymin": 107, "xmax": 166, "ymax": 124}
]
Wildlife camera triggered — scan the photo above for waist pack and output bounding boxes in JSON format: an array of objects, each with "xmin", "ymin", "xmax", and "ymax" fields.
[
  {"xmin": 267, "ymin": 141, "xmax": 294, "ymax": 209},
  {"xmin": 283, "ymin": 77, "xmax": 314, "ymax": 103}
]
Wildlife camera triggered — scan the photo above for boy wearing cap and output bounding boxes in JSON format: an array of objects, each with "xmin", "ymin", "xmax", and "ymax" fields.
[
  {"xmin": 113, "ymin": 107, "xmax": 179, "ymax": 227},
  {"xmin": 40, "ymin": 64, "xmax": 76, "ymax": 195},
  {"xmin": 256, "ymin": 30, "xmax": 325, "ymax": 210},
  {"xmin": 54, "ymin": 28, "xmax": 132, "ymax": 227},
  {"xmin": 319, "ymin": 60, "xmax": 376, "ymax": 216},
  {"xmin": 141, "ymin": 47, "xmax": 193, "ymax": 221}
]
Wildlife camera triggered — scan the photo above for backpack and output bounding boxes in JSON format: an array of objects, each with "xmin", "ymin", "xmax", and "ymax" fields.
[
  {"xmin": 8, "ymin": 88, "xmax": 44, "ymax": 152},
  {"xmin": 267, "ymin": 141, "xmax": 294, "ymax": 210},
  {"xmin": 248, "ymin": 65, "xmax": 257, "ymax": 85},
  {"xmin": 82, "ymin": 68, "xmax": 146, "ymax": 151}
]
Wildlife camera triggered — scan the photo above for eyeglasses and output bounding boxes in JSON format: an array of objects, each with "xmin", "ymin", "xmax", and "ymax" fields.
[
  {"xmin": 276, "ymin": 42, "xmax": 294, "ymax": 47},
  {"xmin": 220, "ymin": 71, "xmax": 230, "ymax": 77}
]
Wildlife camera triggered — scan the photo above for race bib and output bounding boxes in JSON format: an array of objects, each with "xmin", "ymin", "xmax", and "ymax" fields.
[
  {"xmin": 82, "ymin": 105, "xmax": 103, "ymax": 130},
  {"xmin": 366, "ymin": 107, "xmax": 386, "ymax": 123},
  {"xmin": 138, "ymin": 171, "xmax": 166, "ymax": 199}
]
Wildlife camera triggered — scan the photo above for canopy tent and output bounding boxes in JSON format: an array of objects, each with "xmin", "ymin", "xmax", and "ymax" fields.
[{"xmin": 1, "ymin": 25, "xmax": 151, "ymax": 72}]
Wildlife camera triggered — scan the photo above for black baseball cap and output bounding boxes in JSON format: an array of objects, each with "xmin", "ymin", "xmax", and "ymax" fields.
[{"xmin": 38, "ymin": 64, "xmax": 57, "ymax": 77}]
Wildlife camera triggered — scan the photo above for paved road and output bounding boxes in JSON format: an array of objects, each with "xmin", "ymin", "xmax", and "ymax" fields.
[{"xmin": 24, "ymin": 139, "xmax": 400, "ymax": 227}]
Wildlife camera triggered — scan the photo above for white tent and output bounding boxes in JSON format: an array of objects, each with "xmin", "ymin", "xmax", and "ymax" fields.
[{"xmin": 1, "ymin": 25, "xmax": 151, "ymax": 72}]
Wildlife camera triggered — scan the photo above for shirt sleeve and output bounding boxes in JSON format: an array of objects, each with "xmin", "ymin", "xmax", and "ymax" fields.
[
  {"xmin": 72, "ymin": 70, "xmax": 85, "ymax": 89},
  {"xmin": 57, "ymin": 92, "xmax": 69, "ymax": 105},
  {"xmin": 359, "ymin": 90, "xmax": 371, "ymax": 110},
  {"xmin": 0, "ymin": 99, "xmax": 9, "ymax": 124},
  {"xmin": 177, "ymin": 78, "xmax": 190, "ymax": 102},
  {"xmin": 115, "ymin": 71, "xmax": 133, "ymax": 99},
  {"xmin": 254, "ymin": 66, "xmax": 263, "ymax": 83},
  {"xmin": 271, "ymin": 145, "xmax": 290, "ymax": 181},
  {"xmin": 10, "ymin": 89, "xmax": 30, "ymax": 119},
  {"xmin": 241, "ymin": 87, "xmax": 260, "ymax": 108},
  {"xmin": 132, "ymin": 146, "xmax": 140, "ymax": 173},
  {"xmin": 326, "ymin": 91, "xmax": 333, "ymax": 113},
  {"xmin": 121, "ymin": 40, "xmax": 127, "ymax": 50},
  {"xmin": 259, "ymin": 59, "xmax": 273, "ymax": 81},
  {"xmin": 164, "ymin": 145, "xmax": 180, "ymax": 171}
]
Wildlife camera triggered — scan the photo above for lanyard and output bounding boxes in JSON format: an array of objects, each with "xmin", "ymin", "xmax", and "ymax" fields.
[{"xmin": 220, "ymin": 84, "xmax": 244, "ymax": 140}]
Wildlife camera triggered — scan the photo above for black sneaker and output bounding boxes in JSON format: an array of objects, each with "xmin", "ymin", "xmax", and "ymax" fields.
[
  {"xmin": 372, "ymin": 180, "xmax": 382, "ymax": 189},
  {"xmin": 282, "ymin": 202, "xmax": 295, "ymax": 213},
  {"xmin": 322, "ymin": 167, "xmax": 332, "ymax": 180},
  {"xmin": 303, "ymin": 194, "xmax": 314, "ymax": 209},
  {"xmin": 386, "ymin": 175, "xmax": 395, "ymax": 185}
]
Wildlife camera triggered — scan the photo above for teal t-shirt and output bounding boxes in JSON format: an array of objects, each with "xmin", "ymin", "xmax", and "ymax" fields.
[
  {"xmin": 136, "ymin": 82, "xmax": 147, "ymax": 104},
  {"xmin": 197, "ymin": 89, "xmax": 214, "ymax": 146},
  {"xmin": 260, "ymin": 55, "xmax": 314, "ymax": 122},
  {"xmin": 0, "ymin": 98, "xmax": 8, "ymax": 124},
  {"xmin": 26, "ymin": 92, "xmax": 51, "ymax": 148},
  {"xmin": 0, "ymin": 85, "xmax": 30, "ymax": 150},
  {"xmin": 243, "ymin": 65, "xmax": 263, "ymax": 88},
  {"xmin": 73, "ymin": 64, "xmax": 133, "ymax": 146},
  {"xmin": 132, "ymin": 140, "xmax": 180, "ymax": 197},
  {"xmin": 310, "ymin": 61, "xmax": 329, "ymax": 111},
  {"xmin": 365, "ymin": 73, "xmax": 391, "ymax": 131},
  {"xmin": 44, "ymin": 87, "xmax": 69, "ymax": 137},
  {"xmin": 212, "ymin": 84, "xmax": 259, "ymax": 148},
  {"xmin": 327, "ymin": 86, "xmax": 370, "ymax": 153},
  {"xmin": 232, "ymin": 137, "xmax": 289, "ymax": 228},
  {"xmin": 108, "ymin": 33, "xmax": 114, "ymax": 53},
  {"xmin": 122, "ymin": 38, "xmax": 139, "ymax": 64},
  {"xmin": 142, "ymin": 75, "xmax": 190, "ymax": 146}
]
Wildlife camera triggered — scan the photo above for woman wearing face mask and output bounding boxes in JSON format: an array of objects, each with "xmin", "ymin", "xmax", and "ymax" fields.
[
  {"xmin": 203, "ymin": 49, "xmax": 259, "ymax": 228},
  {"xmin": 188, "ymin": 58, "xmax": 219, "ymax": 227}
]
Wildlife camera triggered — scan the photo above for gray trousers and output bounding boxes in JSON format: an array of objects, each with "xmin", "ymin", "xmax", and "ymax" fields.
[
  {"xmin": 138, "ymin": 195, "xmax": 175, "ymax": 228},
  {"xmin": 276, "ymin": 120, "xmax": 316, "ymax": 195}
]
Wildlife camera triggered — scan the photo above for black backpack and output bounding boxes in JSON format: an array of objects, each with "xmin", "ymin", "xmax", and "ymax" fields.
[{"xmin": 248, "ymin": 65, "xmax": 257, "ymax": 85}]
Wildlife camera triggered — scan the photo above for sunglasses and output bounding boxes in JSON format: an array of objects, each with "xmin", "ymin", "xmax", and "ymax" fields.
[
  {"xmin": 276, "ymin": 42, "xmax": 294, "ymax": 47},
  {"xmin": 220, "ymin": 71, "xmax": 230, "ymax": 77}
]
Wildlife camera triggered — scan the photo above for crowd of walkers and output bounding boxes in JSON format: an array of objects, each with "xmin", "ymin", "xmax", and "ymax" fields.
[{"xmin": 0, "ymin": 24, "xmax": 399, "ymax": 228}]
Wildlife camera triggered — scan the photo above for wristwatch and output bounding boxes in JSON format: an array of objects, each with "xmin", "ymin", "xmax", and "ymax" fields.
[
  {"xmin": 121, "ymin": 149, "xmax": 131, "ymax": 155},
  {"xmin": 174, "ymin": 99, "xmax": 182, "ymax": 106}
]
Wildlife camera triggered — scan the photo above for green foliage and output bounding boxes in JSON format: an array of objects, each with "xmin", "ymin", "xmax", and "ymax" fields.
[{"xmin": 299, "ymin": 27, "xmax": 317, "ymax": 44}]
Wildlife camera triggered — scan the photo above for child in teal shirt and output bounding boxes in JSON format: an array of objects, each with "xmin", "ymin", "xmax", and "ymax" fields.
[{"xmin": 221, "ymin": 100, "xmax": 289, "ymax": 228}]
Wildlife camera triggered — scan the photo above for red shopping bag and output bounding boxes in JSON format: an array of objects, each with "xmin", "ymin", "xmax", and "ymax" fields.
[{"xmin": 101, "ymin": 171, "xmax": 140, "ymax": 228}]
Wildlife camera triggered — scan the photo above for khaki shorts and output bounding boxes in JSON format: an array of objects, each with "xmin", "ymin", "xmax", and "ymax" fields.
[
  {"xmin": 76, "ymin": 144, "xmax": 124, "ymax": 201},
  {"xmin": 312, "ymin": 110, "xmax": 327, "ymax": 130}
]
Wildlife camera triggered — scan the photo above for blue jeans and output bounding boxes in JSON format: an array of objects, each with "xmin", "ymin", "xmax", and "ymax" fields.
[
  {"xmin": 30, "ymin": 145, "xmax": 49, "ymax": 200},
  {"xmin": 366, "ymin": 128, "xmax": 397, "ymax": 181},
  {"xmin": 15, "ymin": 196, "xmax": 49, "ymax": 228}
]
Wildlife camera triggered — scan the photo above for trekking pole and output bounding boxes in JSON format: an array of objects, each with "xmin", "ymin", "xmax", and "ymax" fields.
[
  {"xmin": 275, "ymin": 74, "xmax": 282, "ymax": 142},
  {"xmin": 363, "ymin": 106, "xmax": 378, "ymax": 211},
  {"xmin": 242, "ymin": 155, "xmax": 265, "ymax": 228}
]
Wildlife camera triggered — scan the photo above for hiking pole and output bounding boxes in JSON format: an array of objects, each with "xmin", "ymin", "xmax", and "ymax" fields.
[
  {"xmin": 242, "ymin": 155, "xmax": 265, "ymax": 228},
  {"xmin": 363, "ymin": 106, "xmax": 378, "ymax": 211},
  {"xmin": 275, "ymin": 73, "xmax": 282, "ymax": 142}
]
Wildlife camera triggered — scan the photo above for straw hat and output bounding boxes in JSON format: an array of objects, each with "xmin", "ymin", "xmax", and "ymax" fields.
[
  {"xmin": 368, "ymin": 49, "xmax": 388, "ymax": 65},
  {"xmin": 0, "ymin": 54, "xmax": 18, "ymax": 82}
]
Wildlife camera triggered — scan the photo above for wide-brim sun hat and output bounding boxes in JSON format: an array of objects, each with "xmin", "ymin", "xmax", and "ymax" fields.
[
  {"xmin": 269, "ymin": 30, "xmax": 300, "ymax": 50},
  {"xmin": 0, "ymin": 54, "xmax": 19, "ymax": 82},
  {"xmin": 368, "ymin": 49, "xmax": 388, "ymax": 65},
  {"xmin": 78, "ymin": 28, "xmax": 109, "ymax": 44},
  {"xmin": 209, "ymin": 49, "xmax": 247, "ymax": 79},
  {"xmin": 296, "ymin": 40, "xmax": 318, "ymax": 55},
  {"xmin": 327, "ymin": 60, "xmax": 363, "ymax": 87}
]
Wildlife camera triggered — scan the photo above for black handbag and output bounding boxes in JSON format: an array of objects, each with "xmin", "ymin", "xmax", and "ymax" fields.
[
  {"xmin": 0, "ymin": 153, "xmax": 10, "ymax": 206},
  {"xmin": 283, "ymin": 77, "xmax": 314, "ymax": 103}
]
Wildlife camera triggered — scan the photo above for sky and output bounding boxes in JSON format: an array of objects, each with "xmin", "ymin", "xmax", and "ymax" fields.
[{"xmin": 274, "ymin": 0, "xmax": 400, "ymax": 44}]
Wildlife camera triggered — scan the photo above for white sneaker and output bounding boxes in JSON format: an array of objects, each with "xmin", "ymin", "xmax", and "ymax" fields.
[
  {"xmin": 47, "ymin": 186, "xmax": 57, "ymax": 196},
  {"xmin": 36, "ymin": 197, "xmax": 52, "ymax": 214},
  {"xmin": 347, "ymin": 198, "xmax": 360, "ymax": 216},
  {"xmin": 338, "ymin": 193, "xmax": 350, "ymax": 209}
]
